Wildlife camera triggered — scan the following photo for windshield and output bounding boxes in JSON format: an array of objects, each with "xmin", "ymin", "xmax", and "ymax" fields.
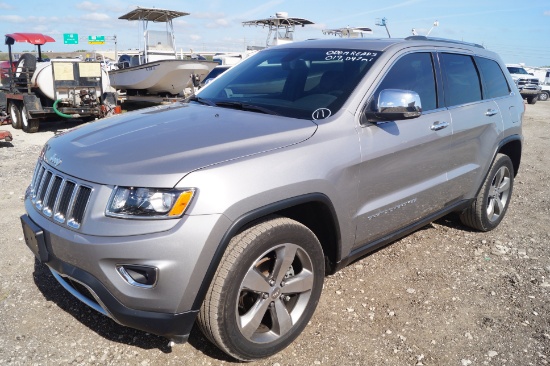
[
  {"xmin": 197, "ymin": 47, "xmax": 381, "ymax": 120},
  {"xmin": 507, "ymin": 67, "xmax": 529, "ymax": 75}
]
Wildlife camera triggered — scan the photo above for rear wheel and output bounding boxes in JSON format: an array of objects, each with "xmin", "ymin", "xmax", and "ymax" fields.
[
  {"xmin": 538, "ymin": 92, "xmax": 549, "ymax": 101},
  {"xmin": 460, "ymin": 154, "xmax": 514, "ymax": 231},
  {"xmin": 14, "ymin": 53, "xmax": 37, "ymax": 91},
  {"xmin": 15, "ymin": 53, "xmax": 37, "ymax": 78},
  {"xmin": 9, "ymin": 102, "xmax": 22, "ymax": 129},
  {"xmin": 21, "ymin": 105, "xmax": 39, "ymax": 133},
  {"xmin": 198, "ymin": 216, "xmax": 325, "ymax": 361}
]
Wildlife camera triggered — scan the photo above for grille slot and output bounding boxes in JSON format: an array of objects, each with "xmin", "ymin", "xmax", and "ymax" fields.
[
  {"xmin": 517, "ymin": 78, "xmax": 539, "ymax": 87},
  {"xmin": 30, "ymin": 161, "xmax": 92, "ymax": 230}
]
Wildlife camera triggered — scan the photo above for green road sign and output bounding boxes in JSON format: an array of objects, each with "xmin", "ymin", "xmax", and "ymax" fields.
[
  {"xmin": 63, "ymin": 33, "xmax": 79, "ymax": 45},
  {"xmin": 88, "ymin": 35, "xmax": 105, "ymax": 45}
]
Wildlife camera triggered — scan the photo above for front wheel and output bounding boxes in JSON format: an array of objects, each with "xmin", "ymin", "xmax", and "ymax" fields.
[
  {"xmin": 460, "ymin": 154, "xmax": 514, "ymax": 231},
  {"xmin": 198, "ymin": 216, "xmax": 325, "ymax": 361},
  {"xmin": 527, "ymin": 95, "xmax": 538, "ymax": 104}
]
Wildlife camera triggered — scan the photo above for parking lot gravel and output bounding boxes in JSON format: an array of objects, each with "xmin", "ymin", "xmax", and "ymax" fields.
[{"xmin": 1, "ymin": 101, "xmax": 549, "ymax": 365}]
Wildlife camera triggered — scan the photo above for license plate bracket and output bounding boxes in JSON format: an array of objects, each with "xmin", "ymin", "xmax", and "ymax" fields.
[{"xmin": 20, "ymin": 214, "xmax": 49, "ymax": 263}]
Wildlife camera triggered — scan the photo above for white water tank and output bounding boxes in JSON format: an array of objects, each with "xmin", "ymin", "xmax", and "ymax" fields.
[{"xmin": 31, "ymin": 60, "xmax": 110, "ymax": 100}]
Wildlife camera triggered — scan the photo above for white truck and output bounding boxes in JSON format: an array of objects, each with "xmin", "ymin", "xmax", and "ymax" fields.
[
  {"xmin": 536, "ymin": 69, "xmax": 550, "ymax": 101},
  {"xmin": 506, "ymin": 64, "xmax": 541, "ymax": 104}
]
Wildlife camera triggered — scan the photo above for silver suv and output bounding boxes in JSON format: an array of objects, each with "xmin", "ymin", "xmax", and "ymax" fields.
[{"xmin": 21, "ymin": 36, "xmax": 523, "ymax": 361}]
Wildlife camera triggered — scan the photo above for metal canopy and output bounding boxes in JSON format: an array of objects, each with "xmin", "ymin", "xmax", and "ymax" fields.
[
  {"xmin": 118, "ymin": 7, "xmax": 190, "ymax": 22},
  {"xmin": 322, "ymin": 27, "xmax": 373, "ymax": 38},
  {"xmin": 243, "ymin": 16, "xmax": 314, "ymax": 28},
  {"xmin": 5, "ymin": 33, "xmax": 56, "ymax": 46}
]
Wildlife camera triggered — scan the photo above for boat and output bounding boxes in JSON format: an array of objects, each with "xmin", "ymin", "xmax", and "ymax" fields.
[
  {"xmin": 242, "ymin": 12, "xmax": 315, "ymax": 47},
  {"xmin": 109, "ymin": 7, "xmax": 217, "ymax": 96},
  {"xmin": 322, "ymin": 27, "xmax": 373, "ymax": 38}
]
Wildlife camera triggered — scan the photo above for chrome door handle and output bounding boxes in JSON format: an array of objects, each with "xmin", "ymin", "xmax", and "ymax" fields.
[
  {"xmin": 430, "ymin": 121, "xmax": 449, "ymax": 131},
  {"xmin": 486, "ymin": 109, "xmax": 499, "ymax": 116}
]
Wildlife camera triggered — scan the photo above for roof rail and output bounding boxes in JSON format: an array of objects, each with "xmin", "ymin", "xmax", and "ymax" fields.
[{"xmin": 405, "ymin": 36, "xmax": 484, "ymax": 49}]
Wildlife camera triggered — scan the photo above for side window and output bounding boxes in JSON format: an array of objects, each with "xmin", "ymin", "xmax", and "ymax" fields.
[
  {"xmin": 475, "ymin": 57, "xmax": 511, "ymax": 99},
  {"xmin": 440, "ymin": 53, "xmax": 482, "ymax": 106},
  {"xmin": 373, "ymin": 52, "xmax": 437, "ymax": 111}
]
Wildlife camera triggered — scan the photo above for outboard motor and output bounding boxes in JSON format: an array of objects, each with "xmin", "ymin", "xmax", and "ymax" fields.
[{"xmin": 117, "ymin": 54, "xmax": 131, "ymax": 69}]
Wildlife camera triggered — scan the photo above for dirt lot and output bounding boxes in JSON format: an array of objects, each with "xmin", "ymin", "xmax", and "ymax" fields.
[{"xmin": 0, "ymin": 102, "xmax": 549, "ymax": 366}]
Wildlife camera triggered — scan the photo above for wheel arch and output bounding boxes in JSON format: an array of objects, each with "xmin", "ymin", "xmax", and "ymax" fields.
[
  {"xmin": 497, "ymin": 135, "xmax": 522, "ymax": 177},
  {"xmin": 191, "ymin": 193, "xmax": 342, "ymax": 310},
  {"xmin": 461, "ymin": 134, "xmax": 522, "ymax": 217}
]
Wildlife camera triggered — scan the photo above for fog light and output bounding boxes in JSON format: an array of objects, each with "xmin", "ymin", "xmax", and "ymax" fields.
[{"xmin": 116, "ymin": 264, "xmax": 158, "ymax": 288}]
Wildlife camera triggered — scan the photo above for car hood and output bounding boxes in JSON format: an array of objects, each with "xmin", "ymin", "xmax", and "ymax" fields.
[{"xmin": 43, "ymin": 103, "xmax": 317, "ymax": 187}]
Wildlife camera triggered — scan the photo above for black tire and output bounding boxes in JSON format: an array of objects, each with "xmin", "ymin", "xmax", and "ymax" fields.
[
  {"xmin": 460, "ymin": 154, "xmax": 514, "ymax": 231},
  {"xmin": 15, "ymin": 53, "xmax": 37, "ymax": 78},
  {"xmin": 9, "ymin": 102, "xmax": 22, "ymax": 129},
  {"xmin": 21, "ymin": 105, "xmax": 39, "ymax": 133},
  {"xmin": 198, "ymin": 216, "xmax": 325, "ymax": 361},
  {"xmin": 539, "ymin": 92, "xmax": 549, "ymax": 102},
  {"xmin": 527, "ymin": 95, "xmax": 538, "ymax": 105}
]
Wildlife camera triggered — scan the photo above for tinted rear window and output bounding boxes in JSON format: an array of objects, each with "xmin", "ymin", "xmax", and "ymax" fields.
[
  {"xmin": 440, "ymin": 53, "xmax": 482, "ymax": 107},
  {"xmin": 475, "ymin": 57, "xmax": 510, "ymax": 99}
]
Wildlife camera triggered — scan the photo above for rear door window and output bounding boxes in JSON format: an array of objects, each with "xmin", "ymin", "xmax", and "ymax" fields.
[
  {"xmin": 475, "ymin": 57, "xmax": 511, "ymax": 99},
  {"xmin": 440, "ymin": 53, "xmax": 482, "ymax": 107}
]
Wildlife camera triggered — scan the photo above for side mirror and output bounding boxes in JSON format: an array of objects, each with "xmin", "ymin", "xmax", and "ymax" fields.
[{"xmin": 364, "ymin": 89, "xmax": 422, "ymax": 123}]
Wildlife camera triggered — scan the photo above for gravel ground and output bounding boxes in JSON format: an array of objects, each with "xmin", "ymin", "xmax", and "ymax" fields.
[{"xmin": 0, "ymin": 102, "xmax": 549, "ymax": 365}]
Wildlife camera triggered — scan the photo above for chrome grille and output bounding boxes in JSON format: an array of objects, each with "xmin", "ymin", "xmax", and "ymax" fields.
[
  {"xmin": 517, "ymin": 78, "xmax": 539, "ymax": 86},
  {"xmin": 30, "ymin": 161, "xmax": 92, "ymax": 229}
]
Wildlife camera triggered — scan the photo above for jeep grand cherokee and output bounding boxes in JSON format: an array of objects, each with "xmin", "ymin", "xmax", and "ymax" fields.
[{"xmin": 21, "ymin": 36, "xmax": 523, "ymax": 361}]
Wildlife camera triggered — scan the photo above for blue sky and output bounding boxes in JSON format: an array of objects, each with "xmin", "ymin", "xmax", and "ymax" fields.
[{"xmin": 0, "ymin": 0, "xmax": 549, "ymax": 66}]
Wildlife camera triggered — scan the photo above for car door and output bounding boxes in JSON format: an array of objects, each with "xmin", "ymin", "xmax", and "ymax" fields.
[
  {"xmin": 353, "ymin": 51, "xmax": 453, "ymax": 248},
  {"xmin": 438, "ymin": 52, "xmax": 505, "ymax": 202}
]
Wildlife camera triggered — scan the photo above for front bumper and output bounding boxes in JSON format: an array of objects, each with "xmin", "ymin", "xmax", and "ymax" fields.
[
  {"xmin": 46, "ymin": 254, "xmax": 197, "ymax": 343},
  {"xmin": 518, "ymin": 88, "xmax": 540, "ymax": 95},
  {"xmin": 21, "ymin": 208, "xmax": 229, "ymax": 342}
]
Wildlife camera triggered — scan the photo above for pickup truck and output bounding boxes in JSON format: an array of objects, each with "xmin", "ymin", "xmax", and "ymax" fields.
[
  {"xmin": 506, "ymin": 64, "xmax": 541, "ymax": 104},
  {"xmin": 537, "ymin": 69, "xmax": 550, "ymax": 101}
]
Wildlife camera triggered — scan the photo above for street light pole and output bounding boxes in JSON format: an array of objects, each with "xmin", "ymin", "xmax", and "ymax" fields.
[
  {"xmin": 375, "ymin": 17, "xmax": 391, "ymax": 38},
  {"xmin": 427, "ymin": 21, "xmax": 439, "ymax": 36}
]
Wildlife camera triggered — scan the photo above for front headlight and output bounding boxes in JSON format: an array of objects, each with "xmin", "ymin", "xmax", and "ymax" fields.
[{"xmin": 106, "ymin": 186, "xmax": 195, "ymax": 219}]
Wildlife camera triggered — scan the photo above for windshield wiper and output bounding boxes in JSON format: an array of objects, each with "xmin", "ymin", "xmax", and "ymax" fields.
[
  {"xmin": 186, "ymin": 95, "xmax": 216, "ymax": 106},
  {"xmin": 215, "ymin": 101, "xmax": 279, "ymax": 115}
]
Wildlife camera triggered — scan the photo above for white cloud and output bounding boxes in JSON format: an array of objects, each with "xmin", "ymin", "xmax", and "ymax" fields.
[
  {"xmin": 206, "ymin": 18, "xmax": 230, "ymax": 28},
  {"xmin": 28, "ymin": 16, "xmax": 49, "ymax": 23},
  {"xmin": 77, "ymin": 1, "xmax": 101, "ymax": 11},
  {"xmin": 189, "ymin": 34, "xmax": 202, "ymax": 41},
  {"xmin": 31, "ymin": 25, "xmax": 49, "ymax": 33},
  {"xmin": 81, "ymin": 13, "xmax": 111, "ymax": 21},
  {"xmin": 544, "ymin": 10, "xmax": 550, "ymax": 16},
  {"xmin": 238, "ymin": 0, "xmax": 285, "ymax": 20},
  {"xmin": 0, "ymin": 15, "xmax": 25, "ymax": 23},
  {"xmin": 0, "ymin": 2, "xmax": 13, "ymax": 9},
  {"xmin": 193, "ymin": 12, "xmax": 226, "ymax": 20},
  {"xmin": 173, "ymin": 19, "xmax": 189, "ymax": 27}
]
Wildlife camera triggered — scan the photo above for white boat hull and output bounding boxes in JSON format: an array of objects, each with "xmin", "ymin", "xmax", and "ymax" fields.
[{"xmin": 109, "ymin": 59, "xmax": 217, "ymax": 95}]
